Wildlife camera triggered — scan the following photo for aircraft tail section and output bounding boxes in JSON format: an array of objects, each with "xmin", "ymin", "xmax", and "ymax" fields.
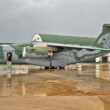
[{"xmin": 95, "ymin": 24, "xmax": 110, "ymax": 49}]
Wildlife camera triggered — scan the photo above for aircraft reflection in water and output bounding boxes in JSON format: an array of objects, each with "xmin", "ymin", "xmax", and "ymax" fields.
[
  {"xmin": 0, "ymin": 64, "xmax": 110, "ymax": 96},
  {"xmin": 0, "ymin": 24, "xmax": 110, "ymax": 68}
]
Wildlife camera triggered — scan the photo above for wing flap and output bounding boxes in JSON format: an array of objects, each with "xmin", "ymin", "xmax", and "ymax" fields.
[{"xmin": 47, "ymin": 43, "xmax": 110, "ymax": 51}]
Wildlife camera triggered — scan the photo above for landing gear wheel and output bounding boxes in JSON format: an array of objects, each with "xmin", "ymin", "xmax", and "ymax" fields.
[{"xmin": 57, "ymin": 66, "xmax": 64, "ymax": 70}]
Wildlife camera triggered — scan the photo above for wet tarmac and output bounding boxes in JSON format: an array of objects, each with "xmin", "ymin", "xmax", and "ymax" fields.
[
  {"xmin": 0, "ymin": 63, "xmax": 110, "ymax": 110},
  {"xmin": 0, "ymin": 63, "xmax": 110, "ymax": 96}
]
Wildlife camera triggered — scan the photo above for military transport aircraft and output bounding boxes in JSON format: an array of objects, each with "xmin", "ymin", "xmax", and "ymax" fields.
[{"xmin": 0, "ymin": 24, "xmax": 110, "ymax": 68}]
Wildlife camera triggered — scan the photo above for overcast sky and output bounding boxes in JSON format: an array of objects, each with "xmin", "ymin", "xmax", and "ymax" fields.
[{"xmin": 0, "ymin": 0, "xmax": 110, "ymax": 42}]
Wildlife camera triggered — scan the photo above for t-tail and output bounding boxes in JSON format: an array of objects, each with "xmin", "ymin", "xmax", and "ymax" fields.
[{"xmin": 95, "ymin": 24, "xmax": 110, "ymax": 49}]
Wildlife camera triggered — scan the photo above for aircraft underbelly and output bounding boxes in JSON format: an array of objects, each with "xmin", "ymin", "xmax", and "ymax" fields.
[
  {"xmin": 1, "ymin": 48, "xmax": 106, "ymax": 67},
  {"xmin": 13, "ymin": 49, "xmax": 101, "ymax": 66},
  {"xmin": 23, "ymin": 52, "xmax": 96, "ymax": 66}
]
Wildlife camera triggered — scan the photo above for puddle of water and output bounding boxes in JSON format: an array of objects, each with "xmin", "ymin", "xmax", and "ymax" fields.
[{"xmin": 0, "ymin": 64, "xmax": 110, "ymax": 96}]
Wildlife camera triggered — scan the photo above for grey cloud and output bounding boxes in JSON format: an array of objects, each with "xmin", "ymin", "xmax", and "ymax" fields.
[{"xmin": 0, "ymin": 0, "xmax": 110, "ymax": 42}]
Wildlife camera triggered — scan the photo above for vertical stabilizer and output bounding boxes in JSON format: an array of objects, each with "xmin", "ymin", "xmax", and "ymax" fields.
[{"xmin": 95, "ymin": 24, "xmax": 110, "ymax": 48}]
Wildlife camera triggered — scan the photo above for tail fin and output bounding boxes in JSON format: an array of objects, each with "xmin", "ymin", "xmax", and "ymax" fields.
[
  {"xmin": 32, "ymin": 34, "xmax": 42, "ymax": 42},
  {"xmin": 95, "ymin": 24, "xmax": 110, "ymax": 49}
]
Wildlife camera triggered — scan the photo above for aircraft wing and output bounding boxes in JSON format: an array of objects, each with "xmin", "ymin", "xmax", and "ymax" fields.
[
  {"xmin": 0, "ymin": 43, "xmax": 15, "ymax": 45},
  {"xmin": 47, "ymin": 43, "xmax": 110, "ymax": 51}
]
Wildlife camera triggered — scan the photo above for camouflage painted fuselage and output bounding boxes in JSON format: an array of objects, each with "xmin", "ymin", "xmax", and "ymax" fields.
[{"xmin": 0, "ymin": 24, "xmax": 110, "ymax": 67}]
